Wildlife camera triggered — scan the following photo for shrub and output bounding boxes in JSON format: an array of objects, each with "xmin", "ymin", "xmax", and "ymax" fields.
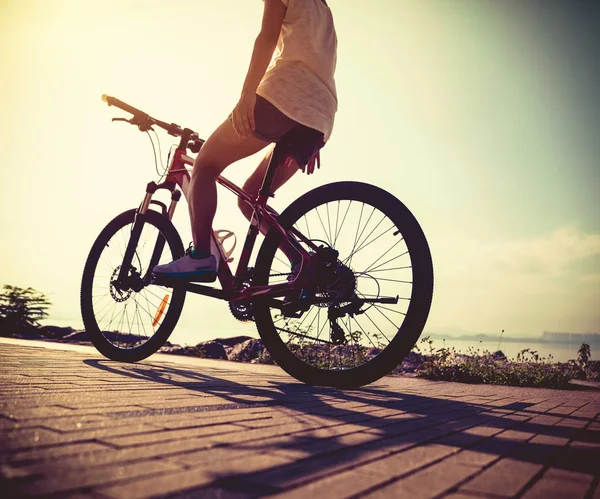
[
  {"xmin": 0, "ymin": 285, "xmax": 51, "ymax": 335},
  {"xmin": 414, "ymin": 336, "xmax": 580, "ymax": 389}
]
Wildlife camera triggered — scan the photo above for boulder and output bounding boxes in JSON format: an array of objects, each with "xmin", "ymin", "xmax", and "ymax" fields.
[
  {"xmin": 399, "ymin": 351, "xmax": 425, "ymax": 373},
  {"xmin": 195, "ymin": 340, "xmax": 228, "ymax": 360},
  {"xmin": 60, "ymin": 330, "xmax": 89, "ymax": 342},
  {"xmin": 213, "ymin": 336, "xmax": 253, "ymax": 347},
  {"xmin": 38, "ymin": 325, "xmax": 75, "ymax": 339},
  {"xmin": 252, "ymin": 348, "xmax": 274, "ymax": 365},
  {"xmin": 159, "ymin": 345, "xmax": 202, "ymax": 357},
  {"xmin": 228, "ymin": 338, "xmax": 266, "ymax": 362},
  {"xmin": 490, "ymin": 350, "xmax": 507, "ymax": 361}
]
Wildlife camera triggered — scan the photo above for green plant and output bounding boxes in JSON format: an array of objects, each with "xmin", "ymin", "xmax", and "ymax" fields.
[
  {"xmin": 577, "ymin": 343, "xmax": 591, "ymax": 368},
  {"xmin": 0, "ymin": 285, "xmax": 51, "ymax": 334},
  {"xmin": 415, "ymin": 344, "xmax": 578, "ymax": 389}
]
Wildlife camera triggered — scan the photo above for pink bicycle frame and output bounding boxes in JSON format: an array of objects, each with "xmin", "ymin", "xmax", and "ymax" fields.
[{"xmin": 144, "ymin": 147, "xmax": 317, "ymax": 303}]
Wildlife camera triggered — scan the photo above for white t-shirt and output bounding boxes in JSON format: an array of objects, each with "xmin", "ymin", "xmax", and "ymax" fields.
[{"xmin": 257, "ymin": 0, "xmax": 338, "ymax": 141}]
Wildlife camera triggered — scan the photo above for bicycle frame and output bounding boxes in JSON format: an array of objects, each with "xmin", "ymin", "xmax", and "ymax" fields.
[{"xmin": 127, "ymin": 142, "xmax": 319, "ymax": 306}]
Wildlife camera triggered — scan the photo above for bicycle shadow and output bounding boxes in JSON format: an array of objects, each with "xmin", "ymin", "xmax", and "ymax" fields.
[{"xmin": 82, "ymin": 358, "xmax": 598, "ymax": 497}]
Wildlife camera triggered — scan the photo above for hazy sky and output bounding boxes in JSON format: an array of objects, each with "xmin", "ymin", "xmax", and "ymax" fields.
[{"xmin": 1, "ymin": 0, "xmax": 598, "ymax": 344}]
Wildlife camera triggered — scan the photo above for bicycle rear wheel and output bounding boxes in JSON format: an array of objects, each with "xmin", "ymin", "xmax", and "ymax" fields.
[
  {"xmin": 80, "ymin": 209, "xmax": 186, "ymax": 362},
  {"xmin": 253, "ymin": 181, "xmax": 433, "ymax": 388}
]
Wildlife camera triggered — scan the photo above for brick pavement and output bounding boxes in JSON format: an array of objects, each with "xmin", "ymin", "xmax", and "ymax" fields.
[{"xmin": 0, "ymin": 338, "xmax": 598, "ymax": 499}]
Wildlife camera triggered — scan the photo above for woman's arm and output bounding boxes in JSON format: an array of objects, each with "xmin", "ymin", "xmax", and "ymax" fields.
[{"xmin": 231, "ymin": 0, "xmax": 286, "ymax": 137}]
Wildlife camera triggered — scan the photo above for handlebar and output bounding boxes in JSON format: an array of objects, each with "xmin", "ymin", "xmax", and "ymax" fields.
[
  {"xmin": 101, "ymin": 94, "xmax": 205, "ymax": 152},
  {"xmin": 102, "ymin": 94, "xmax": 146, "ymax": 117}
]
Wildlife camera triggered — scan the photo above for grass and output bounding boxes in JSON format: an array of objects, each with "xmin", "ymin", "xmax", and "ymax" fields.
[{"xmin": 408, "ymin": 336, "xmax": 598, "ymax": 389}]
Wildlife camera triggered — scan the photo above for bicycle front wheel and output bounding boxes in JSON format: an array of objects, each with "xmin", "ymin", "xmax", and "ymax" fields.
[
  {"xmin": 253, "ymin": 181, "xmax": 434, "ymax": 388},
  {"xmin": 80, "ymin": 209, "xmax": 186, "ymax": 362}
]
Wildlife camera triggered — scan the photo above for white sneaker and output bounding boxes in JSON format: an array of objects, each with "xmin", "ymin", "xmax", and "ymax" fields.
[{"xmin": 153, "ymin": 247, "xmax": 217, "ymax": 282}]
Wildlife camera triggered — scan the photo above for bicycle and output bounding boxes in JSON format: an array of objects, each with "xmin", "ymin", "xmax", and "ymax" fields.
[{"xmin": 80, "ymin": 94, "xmax": 434, "ymax": 388}]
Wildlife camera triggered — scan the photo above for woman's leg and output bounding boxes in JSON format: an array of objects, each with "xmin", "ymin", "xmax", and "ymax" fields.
[
  {"xmin": 238, "ymin": 147, "xmax": 300, "ymax": 261},
  {"xmin": 191, "ymin": 119, "xmax": 270, "ymax": 254}
]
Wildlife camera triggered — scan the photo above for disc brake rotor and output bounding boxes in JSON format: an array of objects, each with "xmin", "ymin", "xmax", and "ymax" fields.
[{"xmin": 109, "ymin": 266, "xmax": 132, "ymax": 302}]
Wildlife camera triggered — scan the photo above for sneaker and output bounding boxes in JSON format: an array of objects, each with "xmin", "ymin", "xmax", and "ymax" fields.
[{"xmin": 153, "ymin": 246, "xmax": 217, "ymax": 282}]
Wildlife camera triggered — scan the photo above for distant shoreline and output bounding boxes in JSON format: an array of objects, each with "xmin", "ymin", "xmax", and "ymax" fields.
[{"xmin": 426, "ymin": 333, "xmax": 600, "ymax": 346}]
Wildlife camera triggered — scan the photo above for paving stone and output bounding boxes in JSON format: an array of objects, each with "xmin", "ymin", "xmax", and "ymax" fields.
[
  {"xmin": 99, "ymin": 453, "xmax": 292, "ymax": 499},
  {"xmin": 99, "ymin": 422, "xmax": 246, "ymax": 448},
  {"xmin": 9, "ymin": 457, "xmax": 182, "ymax": 496},
  {"xmin": 360, "ymin": 455, "xmax": 480, "ymax": 498},
  {"xmin": 460, "ymin": 457, "xmax": 543, "ymax": 496},
  {"xmin": 521, "ymin": 468, "xmax": 594, "ymax": 499},
  {"xmin": 2, "ymin": 441, "xmax": 115, "ymax": 466},
  {"xmin": 356, "ymin": 443, "xmax": 457, "ymax": 479},
  {"xmin": 264, "ymin": 466, "xmax": 386, "ymax": 499},
  {"xmin": 247, "ymin": 446, "xmax": 390, "ymax": 489}
]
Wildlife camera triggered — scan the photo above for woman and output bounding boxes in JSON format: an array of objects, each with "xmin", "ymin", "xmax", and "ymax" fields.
[{"xmin": 154, "ymin": 0, "xmax": 338, "ymax": 280}]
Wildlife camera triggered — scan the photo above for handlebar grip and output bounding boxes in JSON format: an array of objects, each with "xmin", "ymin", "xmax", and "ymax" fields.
[{"xmin": 101, "ymin": 94, "xmax": 146, "ymax": 117}]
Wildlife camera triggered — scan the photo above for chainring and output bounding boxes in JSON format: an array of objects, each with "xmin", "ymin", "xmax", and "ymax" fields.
[{"xmin": 228, "ymin": 267, "xmax": 255, "ymax": 322}]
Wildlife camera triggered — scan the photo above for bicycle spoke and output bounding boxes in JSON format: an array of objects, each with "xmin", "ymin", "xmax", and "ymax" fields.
[
  {"xmin": 360, "ymin": 309, "xmax": 392, "ymax": 345},
  {"xmin": 344, "ymin": 222, "xmax": 395, "ymax": 262},
  {"xmin": 363, "ymin": 239, "xmax": 403, "ymax": 274},
  {"xmin": 371, "ymin": 304, "xmax": 407, "ymax": 316},
  {"xmin": 314, "ymin": 205, "xmax": 332, "ymax": 246},
  {"xmin": 333, "ymin": 201, "xmax": 340, "ymax": 249},
  {"xmin": 350, "ymin": 314, "xmax": 379, "ymax": 351},
  {"xmin": 326, "ymin": 203, "xmax": 333, "ymax": 246},
  {"xmin": 274, "ymin": 326, "xmax": 332, "ymax": 345},
  {"xmin": 333, "ymin": 200, "xmax": 352, "ymax": 247},
  {"xmin": 367, "ymin": 277, "xmax": 412, "ymax": 284},
  {"xmin": 365, "ymin": 266, "xmax": 412, "ymax": 273},
  {"xmin": 365, "ymin": 250, "xmax": 409, "ymax": 274}
]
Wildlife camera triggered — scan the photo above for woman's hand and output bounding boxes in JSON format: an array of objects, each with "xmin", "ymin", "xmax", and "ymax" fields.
[
  {"xmin": 302, "ymin": 151, "xmax": 320, "ymax": 175},
  {"xmin": 285, "ymin": 151, "xmax": 321, "ymax": 174},
  {"xmin": 231, "ymin": 93, "xmax": 257, "ymax": 138}
]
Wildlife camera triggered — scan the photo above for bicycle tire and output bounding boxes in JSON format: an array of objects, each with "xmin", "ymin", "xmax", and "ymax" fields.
[
  {"xmin": 80, "ymin": 209, "xmax": 186, "ymax": 362},
  {"xmin": 253, "ymin": 181, "xmax": 433, "ymax": 388}
]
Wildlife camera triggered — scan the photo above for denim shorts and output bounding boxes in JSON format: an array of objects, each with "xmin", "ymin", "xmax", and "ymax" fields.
[{"xmin": 252, "ymin": 95, "xmax": 325, "ymax": 169}]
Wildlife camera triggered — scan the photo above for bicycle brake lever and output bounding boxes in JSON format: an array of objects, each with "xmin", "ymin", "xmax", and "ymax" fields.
[{"xmin": 111, "ymin": 117, "xmax": 131, "ymax": 123}]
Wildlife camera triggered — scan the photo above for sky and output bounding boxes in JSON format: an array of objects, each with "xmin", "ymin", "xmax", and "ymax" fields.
[{"xmin": 1, "ymin": 0, "xmax": 599, "ymax": 346}]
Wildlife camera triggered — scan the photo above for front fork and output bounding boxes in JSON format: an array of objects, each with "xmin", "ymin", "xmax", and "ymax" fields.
[{"xmin": 116, "ymin": 181, "xmax": 181, "ymax": 289}]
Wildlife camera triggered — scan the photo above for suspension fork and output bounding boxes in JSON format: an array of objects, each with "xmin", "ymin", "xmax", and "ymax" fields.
[
  {"xmin": 116, "ymin": 181, "xmax": 181, "ymax": 287},
  {"xmin": 142, "ymin": 187, "xmax": 182, "ymax": 282}
]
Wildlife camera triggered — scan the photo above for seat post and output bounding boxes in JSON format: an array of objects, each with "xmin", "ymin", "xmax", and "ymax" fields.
[{"xmin": 258, "ymin": 145, "xmax": 285, "ymax": 199}]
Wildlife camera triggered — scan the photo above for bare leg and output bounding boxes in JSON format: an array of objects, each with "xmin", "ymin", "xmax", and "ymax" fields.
[
  {"xmin": 190, "ymin": 119, "xmax": 270, "ymax": 253},
  {"xmin": 238, "ymin": 147, "xmax": 300, "ymax": 262}
]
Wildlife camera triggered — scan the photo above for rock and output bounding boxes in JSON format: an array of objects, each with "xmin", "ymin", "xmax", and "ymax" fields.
[
  {"xmin": 9, "ymin": 330, "xmax": 46, "ymax": 340},
  {"xmin": 399, "ymin": 351, "xmax": 425, "ymax": 373},
  {"xmin": 60, "ymin": 330, "xmax": 89, "ymax": 342},
  {"xmin": 366, "ymin": 347, "xmax": 381, "ymax": 358},
  {"xmin": 37, "ymin": 325, "xmax": 75, "ymax": 339},
  {"xmin": 213, "ymin": 336, "xmax": 253, "ymax": 347},
  {"xmin": 252, "ymin": 348, "xmax": 274, "ymax": 365},
  {"xmin": 159, "ymin": 341, "xmax": 227, "ymax": 360},
  {"xmin": 490, "ymin": 350, "xmax": 507, "ymax": 361},
  {"xmin": 159, "ymin": 345, "xmax": 203, "ymax": 357},
  {"xmin": 228, "ymin": 339, "xmax": 266, "ymax": 362},
  {"xmin": 195, "ymin": 340, "xmax": 227, "ymax": 360}
]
